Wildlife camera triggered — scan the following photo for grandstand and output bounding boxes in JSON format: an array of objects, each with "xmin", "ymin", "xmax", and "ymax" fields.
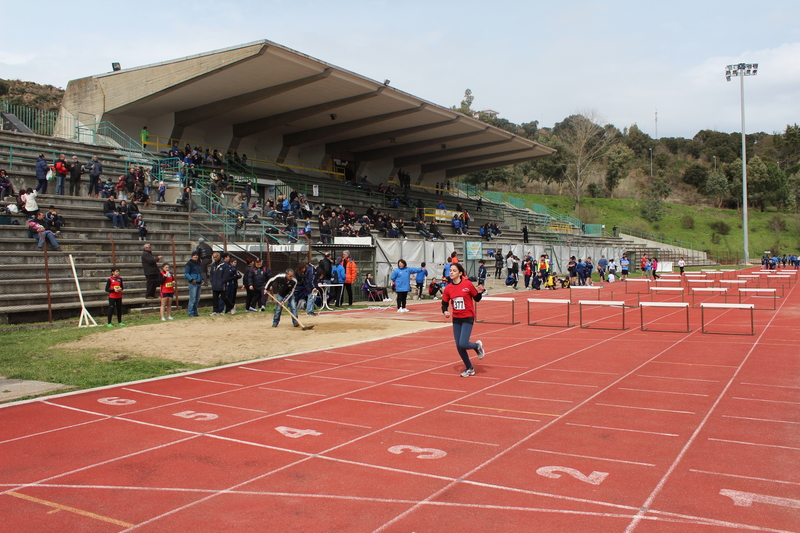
[{"xmin": 0, "ymin": 41, "xmax": 690, "ymax": 325}]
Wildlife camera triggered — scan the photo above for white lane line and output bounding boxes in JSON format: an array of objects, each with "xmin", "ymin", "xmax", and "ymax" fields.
[
  {"xmin": 566, "ymin": 422, "xmax": 679, "ymax": 437},
  {"xmin": 740, "ymin": 382, "xmax": 800, "ymax": 390},
  {"xmin": 444, "ymin": 410, "xmax": 540, "ymax": 423},
  {"xmin": 618, "ymin": 388, "xmax": 709, "ymax": 397},
  {"xmin": 486, "ymin": 393, "xmax": 573, "ymax": 403},
  {"xmin": 285, "ymin": 415, "xmax": 371, "ymax": 428},
  {"xmin": 239, "ymin": 367, "xmax": 296, "ymax": 375},
  {"xmin": 0, "ymin": 418, "xmax": 106, "ymax": 445},
  {"xmin": 482, "ymin": 363, "xmax": 529, "ymax": 369},
  {"xmin": 519, "ymin": 380, "xmax": 599, "ymax": 388},
  {"xmin": 430, "ymin": 372, "xmax": 501, "ymax": 380},
  {"xmin": 547, "ymin": 368, "xmax": 618, "ymax": 375},
  {"xmin": 354, "ymin": 366, "xmax": 408, "ymax": 372},
  {"xmin": 395, "ymin": 357, "xmax": 449, "ymax": 363},
  {"xmin": 184, "ymin": 377, "xmax": 242, "ymax": 387},
  {"xmin": 392, "ymin": 384, "xmax": 467, "ymax": 393},
  {"xmin": 285, "ymin": 359, "xmax": 339, "ymax": 366},
  {"xmin": 709, "ymin": 437, "xmax": 800, "ymax": 452},
  {"xmin": 310, "ymin": 375, "xmax": 375, "ymax": 384},
  {"xmin": 196, "ymin": 401, "xmax": 268, "ymax": 414},
  {"xmin": 723, "ymin": 415, "xmax": 800, "ymax": 425},
  {"xmin": 323, "ymin": 351, "xmax": 375, "ymax": 358},
  {"xmin": 689, "ymin": 469, "xmax": 800, "ymax": 487},
  {"xmin": 733, "ymin": 397, "xmax": 800, "ymax": 405},
  {"xmin": 596, "ymin": 403, "xmax": 695, "ymax": 415},
  {"xmin": 637, "ymin": 374, "xmax": 719, "ymax": 383},
  {"xmin": 121, "ymin": 388, "xmax": 182, "ymax": 400},
  {"xmin": 258, "ymin": 387, "xmax": 327, "ymax": 397},
  {"xmin": 394, "ymin": 430, "xmax": 499, "ymax": 447},
  {"xmin": 527, "ymin": 448, "xmax": 656, "ymax": 467},
  {"xmin": 344, "ymin": 398, "xmax": 424, "ymax": 409}
]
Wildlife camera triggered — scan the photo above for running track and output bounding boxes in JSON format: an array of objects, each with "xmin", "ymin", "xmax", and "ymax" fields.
[{"xmin": 1, "ymin": 268, "xmax": 799, "ymax": 532}]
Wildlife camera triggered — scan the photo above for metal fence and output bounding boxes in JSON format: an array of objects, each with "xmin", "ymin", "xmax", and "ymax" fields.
[{"xmin": 0, "ymin": 99, "xmax": 59, "ymax": 136}]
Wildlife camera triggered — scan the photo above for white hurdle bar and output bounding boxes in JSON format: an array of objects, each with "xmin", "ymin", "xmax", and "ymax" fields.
[
  {"xmin": 639, "ymin": 301, "xmax": 691, "ymax": 333},
  {"xmin": 569, "ymin": 285, "xmax": 602, "ymax": 304},
  {"xmin": 527, "ymin": 298, "xmax": 572, "ymax": 327},
  {"xmin": 738, "ymin": 288, "xmax": 778, "ymax": 310},
  {"xmin": 578, "ymin": 300, "xmax": 628, "ymax": 330},
  {"xmin": 650, "ymin": 286, "xmax": 685, "ymax": 302},
  {"xmin": 691, "ymin": 287, "xmax": 729, "ymax": 307},
  {"xmin": 687, "ymin": 279, "xmax": 715, "ymax": 286},
  {"xmin": 766, "ymin": 275, "xmax": 791, "ymax": 288},
  {"xmin": 700, "ymin": 302, "xmax": 755, "ymax": 336},
  {"xmin": 625, "ymin": 278, "xmax": 651, "ymax": 294},
  {"xmin": 477, "ymin": 296, "xmax": 518, "ymax": 324}
]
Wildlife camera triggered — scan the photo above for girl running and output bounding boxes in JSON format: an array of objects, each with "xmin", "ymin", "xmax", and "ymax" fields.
[
  {"xmin": 441, "ymin": 262, "xmax": 486, "ymax": 377},
  {"xmin": 160, "ymin": 263, "xmax": 175, "ymax": 321}
]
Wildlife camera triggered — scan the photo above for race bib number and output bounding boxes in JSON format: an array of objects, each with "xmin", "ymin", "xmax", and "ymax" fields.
[
  {"xmin": 452, "ymin": 297, "xmax": 465, "ymax": 311},
  {"xmin": 165, "ymin": 282, "xmax": 174, "ymax": 288}
]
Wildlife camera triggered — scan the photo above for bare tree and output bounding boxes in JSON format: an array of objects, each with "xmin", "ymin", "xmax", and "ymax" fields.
[{"xmin": 554, "ymin": 109, "xmax": 618, "ymax": 205}]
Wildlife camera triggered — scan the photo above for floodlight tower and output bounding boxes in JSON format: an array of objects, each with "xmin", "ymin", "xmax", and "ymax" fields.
[{"xmin": 726, "ymin": 62, "xmax": 758, "ymax": 264}]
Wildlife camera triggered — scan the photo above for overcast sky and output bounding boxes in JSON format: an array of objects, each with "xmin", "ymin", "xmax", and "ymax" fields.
[{"xmin": 3, "ymin": 0, "xmax": 798, "ymax": 138}]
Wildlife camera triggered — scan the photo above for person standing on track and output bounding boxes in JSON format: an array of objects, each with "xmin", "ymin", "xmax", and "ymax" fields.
[
  {"xmin": 441, "ymin": 262, "xmax": 486, "ymax": 377},
  {"xmin": 678, "ymin": 257, "xmax": 685, "ymax": 275},
  {"xmin": 620, "ymin": 254, "xmax": 630, "ymax": 281},
  {"xmin": 415, "ymin": 262, "xmax": 429, "ymax": 300},
  {"xmin": 342, "ymin": 250, "xmax": 357, "ymax": 306},
  {"xmin": 391, "ymin": 259, "xmax": 423, "ymax": 312}
]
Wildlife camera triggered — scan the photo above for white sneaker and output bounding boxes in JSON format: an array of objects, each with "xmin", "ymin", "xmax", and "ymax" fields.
[
  {"xmin": 433, "ymin": 296, "xmax": 439, "ymax": 300},
  {"xmin": 460, "ymin": 368, "xmax": 475, "ymax": 377},
  {"xmin": 161, "ymin": 317, "xmax": 166, "ymax": 321},
  {"xmin": 210, "ymin": 312, "xmax": 219, "ymax": 316},
  {"xmin": 397, "ymin": 308, "xmax": 404, "ymax": 312},
  {"xmin": 168, "ymin": 316, "xmax": 174, "ymax": 320},
  {"xmin": 476, "ymin": 340, "xmax": 485, "ymax": 359},
  {"xmin": 230, "ymin": 308, "xmax": 236, "ymax": 315},
  {"xmin": 402, "ymin": 308, "xmax": 410, "ymax": 313}
]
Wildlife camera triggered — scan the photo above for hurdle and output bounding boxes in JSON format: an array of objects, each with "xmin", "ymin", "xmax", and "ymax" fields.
[
  {"xmin": 737, "ymin": 275, "xmax": 761, "ymax": 287},
  {"xmin": 579, "ymin": 300, "xmax": 628, "ymax": 330},
  {"xmin": 660, "ymin": 274, "xmax": 682, "ymax": 278},
  {"xmin": 738, "ymin": 288, "xmax": 778, "ymax": 310},
  {"xmin": 569, "ymin": 285, "xmax": 602, "ymax": 304},
  {"xmin": 691, "ymin": 287, "xmax": 729, "ymax": 308},
  {"xmin": 766, "ymin": 275, "xmax": 791, "ymax": 288},
  {"xmin": 700, "ymin": 302, "xmax": 755, "ymax": 335},
  {"xmin": 655, "ymin": 279, "xmax": 682, "ymax": 286},
  {"xmin": 650, "ymin": 286, "xmax": 685, "ymax": 302},
  {"xmin": 687, "ymin": 279, "xmax": 715, "ymax": 286},
  {"xmin": 476, "ymin": 296, "xmax": 519, "ymax": 324},
  {"xmin": 625, "ymin": 278, "xmax": 651, "ymax": 294},
  {"xmin": 640, "ymin": 302, "xmax": 691, "ymax": 333},
  {"xmin": 720, "ymin": 280, "xmax": 747, "ymax": 286},
  {"xmin": 683, "ymin": 273, "xmax": 707, "ymax": 277},
  {"xmin": 527, "ymin": 298, "xmax": 572, "ymax": 327}
]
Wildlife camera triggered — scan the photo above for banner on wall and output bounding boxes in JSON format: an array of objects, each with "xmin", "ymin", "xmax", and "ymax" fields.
[{"xmin": 465, "ymin": 241, "xmax": 483, "ymax": 260}]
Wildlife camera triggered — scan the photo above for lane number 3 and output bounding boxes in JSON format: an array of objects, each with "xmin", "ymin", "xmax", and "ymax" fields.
[{"xmin": 388, "ymin": 445, "xmax": 447, "ymax": 459}]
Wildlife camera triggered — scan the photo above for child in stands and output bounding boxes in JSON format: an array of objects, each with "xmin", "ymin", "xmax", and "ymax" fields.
[
  {"xmin": 105, "ymin": 267, "xmax": 125, "ymax": 327},
  {"xmin": 160, "ymin": 263, "xmax": 175, "ymax": 321}
]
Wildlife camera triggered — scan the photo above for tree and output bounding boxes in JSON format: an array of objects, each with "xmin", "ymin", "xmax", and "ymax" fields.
[
  {"xmin": 785, "ymin": 171, "xmax": 800, "ymax": 213},
  {"xmin": 683, "ymin": 162, "xmax": 709, "ymax": 189},
  {"xmin": 452, "ymin": 89, "xmax": 474, "ymax": 117},
  {"xmin": 0, "ymin": 79, "xmax": 9, "ymax": 97},
  {"xmin": 552, "ymin": 110, "xmax": 618, "ymax": 205},
  {"xmin": 746, "ymin": 156, "xmax": 769, "ymax": 211},
  {"xmin": 703, "ymin": 172, "xmax": 730, "ymax": 208},
  {"xmin": 604, "ymin": 144, "xmax": 634, "ymax": 197}
]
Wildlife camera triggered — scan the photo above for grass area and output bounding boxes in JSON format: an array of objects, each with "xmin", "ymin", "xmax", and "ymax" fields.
[
  {"xmin": 508, "ymin": 192, "xmax": 800, "ymax": 256},
  {"xmin": 0, "ymin": 312, "xmax": 207, "ymax": 395}
]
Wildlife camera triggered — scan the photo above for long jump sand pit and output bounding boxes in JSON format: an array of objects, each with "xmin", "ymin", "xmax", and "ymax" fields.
[{"xmin": 58, "ymin": 311, "xmax": 445, "ymax": 365}]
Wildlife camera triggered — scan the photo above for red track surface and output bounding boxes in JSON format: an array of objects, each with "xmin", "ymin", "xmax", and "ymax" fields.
[{"xmin": 2, "ymin": 268, "xmax": 799, "ymax": 532}]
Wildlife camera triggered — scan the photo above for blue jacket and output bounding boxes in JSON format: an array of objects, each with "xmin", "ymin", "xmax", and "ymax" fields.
[
  {"xmin": 415, "ymin": 269, "xmax": 428, "ymax": 284},
  {"xmin": 210, "ymin": 260, "xmax": 235, "ymax": 291},
  {"xmin": 184, "ymin": 259, "xmax": 203, "ymax": 284},
  {"xmin": 391, "ymin": 266, "xmax": 423, "ymax": 292},
  {"xmin": 332, "ymin": 264, "xmax": 345, "ymax": 284},
  {"xmin": 35, "ymin": 156, "xmax": 49, "ymax": 180}
]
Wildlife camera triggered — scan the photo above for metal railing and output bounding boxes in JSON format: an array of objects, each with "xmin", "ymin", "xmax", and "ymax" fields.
[{"xmin": 0, "ymin": 99, "xmax": 59, "ymax": 136}]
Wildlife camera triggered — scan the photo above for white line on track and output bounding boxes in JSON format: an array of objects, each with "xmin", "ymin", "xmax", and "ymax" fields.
[
  {"xmin": 121, "ymin": 388, "xmax": 182, "ymax": 400},
  {"xmin": 323, "ymin": 351, "xmax": 375, "ymax": 358},
  {"xmin": 519, "ymin": 380, "xmax": 599, "ymax": 388},
  {"xmin": 565, "ymin": 422, "xmax": 679, "ymax": 437},
  {"xmin": 547, "ymin": 368, "xmax": 619, "ymax": 375},
  {"xmin": 258, "ymin": 387, "xmax": 327, "ymax": 397},
  {"xmin": 486, "ymin": 393, "xmax": 572, "ymax": 403},
  {"xmin": 285, "ymin": 414, "xmax": 371, "ymax": 428},
  {"xmin": 354, "ymin": 366, "xmax": 408, "ymax": 372},
  {"xmin": 392, "ymin": 384, "xmax": 467, "ymax": 393},
  {"xmin": 708, "ymin": 437, "xmax": 800, "ymax": 452},
  {"xmin": 196, "ymin": 401, "xmax": 268, "ymax": 413},
  {"xmin": 184, "ymin": 377, "xmax": 242, "ymax": 386},
  {"xmin": 480, "ymin": 363, "xmax": 529, "ymax": 369},
  {"xmin": 722, "ymin": 415, "xmax": 800, "ymax": 425},
  {"xmin": 740, "ymin": 382, "xmax": 800, "ymax": 389},
  {"xmin": 732, "ymin": 397, "xmax": 800, "ymax": 405},
  {"xmin": 284, "ymin": 359, "xmax": 339, "ymax": 366},
  {"xmin": 310, "ymin": 375, "xmax": 375, "ymax": 384},
  {"xmin": 618, "ymin": 388, "xmax": 709, "ymax": 397},
  {"xmin": 344, "ymin": 397, "xmax": 424, "ymax": 409},
  {"xmin": 596, "ymin": 403, "xmax": 695, "ymax": 414},
  {"xmin": 689, "ymin": 469, "xmax": 800, "ymax": 486},
  {"xmin": 444, "ymin": 410, "xmax": 540, "ymax": 422},
  {"xmin": 0, "ymin": 418, "xmax": 106, "ymax": 445},
  {"xmin": 636, "ymin": 374, "xmax": 719, "ymax": 383},
  {"xmin": 239, "ymin": 367, "xmax": 296, "ymax": 375},
  {"xmin": 394, "ymin": 430, "xmax": 499, "ymax": 447},
  {"xmin": 527, "ymin": 448, "xmax": 656, "ymax": 467},
  {"xmin": 429, "ymin": 372, "xmax": 500, "ymax": 380}
]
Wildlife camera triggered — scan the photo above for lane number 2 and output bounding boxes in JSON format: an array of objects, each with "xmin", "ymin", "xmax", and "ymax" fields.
[
  {"xmin": 275, "ymin": 426, "xmax": 322, "ymax": 439},
  {"xmin": 388, "ymin": 445, "xmax": 447, "ymax": 459},
  {"xmin": 536, "ymin": 466, "xmax": 609, "ymax": 485}
]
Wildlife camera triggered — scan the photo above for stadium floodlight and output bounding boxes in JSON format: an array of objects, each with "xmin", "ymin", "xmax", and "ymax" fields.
[{"xmin": 725, "ymin": 62, "xmax": 758, "ymax": 264}]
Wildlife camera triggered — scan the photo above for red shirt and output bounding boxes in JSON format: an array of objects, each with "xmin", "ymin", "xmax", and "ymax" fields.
[
  {"xmin": 160, "ymin": 271, "xmax": 175, "ymax": 295},
  {"xmin": 442, "ymin": 278, "xmax": 479, "ymax": 319},
  {"xmin": 108, "ymin": 276, "xmax": 123, "ymax": 299}
]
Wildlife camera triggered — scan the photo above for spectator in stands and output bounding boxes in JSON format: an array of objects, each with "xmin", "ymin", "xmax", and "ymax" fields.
[
  {"xmin": 35, "ymin": 154, "xmax": 49, "ymax": 194},
  {"xmin": 157, "ymin": 181, "xmax": 166, "ymax": 202},
  {"xmin": 452, "ymin": 214, "xmax": 464, "ymax": 235},
  {"xmin": 477, "ymin": 197, "xmax": 483, "ymax": 211},
  {"xmin": 53, "ymin": 154, "xmax": 69, "ymax": 196},
  {"xmin": 141, "ymin": 243, "xmax": 163, "ymax": 299},
  {"xmin": 103, "ymin": 195, "xmax": 125, "ymax": 228},
  {"xmin": 415, "ymin": 220, "xmax": 433, "ymax": 240},
  {"xmin": 23, "ymin": 188, "xmax": 39, "ymax": 216},
  {"xmin": 44, "ymin": 206, "xmax": 64, "ymax": 234},
  {"xmin": 184, "ymin": 251, "xmax": 203, "ymax": 317},
  {"xmin": 117, "ymin": 200, "xmax": 129, "ymax": 226},
  {"xmin": 429, "ymin": 220, "xmax": 444, "ymax": 240},
  {"xmin": 115, "ymin": 175, "xmax": 127, "ymax": 201},
  {"xmin": 522, "ymin": 225, "xmax": 529, "ymax": 243},
  {"xmin": 415, "ymin": 198, "xmax": 425, "ymax": 219},
  {"xmin": 86, "ymin": 156, "xmax": 103, "ymax": 198},
  {"xmin": 437, "ymin": 199, "xmax": 446, "ymax": 209},
  {"xmin": 135, "ymin": 216, "xmax": 147, "ymax": 241},
  {"xmin": 99, "ymin": 177, "xmax": 113, "ymax": 198},
  {"xmin": 29, "ymin": 213, "xmax": 61, "ymax": 251},
  {"xmin": 342, "ymin": 250, "xmax": 357, "ymax": 306},
  {"xmin": 140, "ymin": 127, "xmax": 149, "ymax": 150},
  {"xmin": 67, "ymin": 156, "xmax": 83, "ymax": 197},
  {"xmin": 126, "ymin": 198, "xmax": 141, "ymax": 225},
  {"xmin": 0, "ymin": 169, "xmax": 13, "ymax": 201}
]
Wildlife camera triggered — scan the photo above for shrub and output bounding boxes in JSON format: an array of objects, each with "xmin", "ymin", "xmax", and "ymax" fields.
[
  {"xmin": 587, "ymin": 183, "xmax": 607, "ymax": 198},
  {"xmin": 641, "ymin": 197, "xmax": 664, "ymax": 222},
  {"xmin": 708, "ymin": 220, "xmax": 731, "ymax": 235},
  {"xmin": 711, "ymin": 233, "xmax": 721, "ymax": 245},
  {"xmin": 682, "ymin": 215, "xmax": 695, "ymax": 229}
]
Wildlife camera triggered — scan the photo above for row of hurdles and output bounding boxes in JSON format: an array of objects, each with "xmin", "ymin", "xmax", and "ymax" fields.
[{"xmin": 475, "ymin": 269, "xmax": 796, "ymax": 336}]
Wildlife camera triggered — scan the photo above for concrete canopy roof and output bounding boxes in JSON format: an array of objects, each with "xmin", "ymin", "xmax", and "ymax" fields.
[{"xmin": 61, "ymin": 40, "xmax": 555, "ymax": 181}]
